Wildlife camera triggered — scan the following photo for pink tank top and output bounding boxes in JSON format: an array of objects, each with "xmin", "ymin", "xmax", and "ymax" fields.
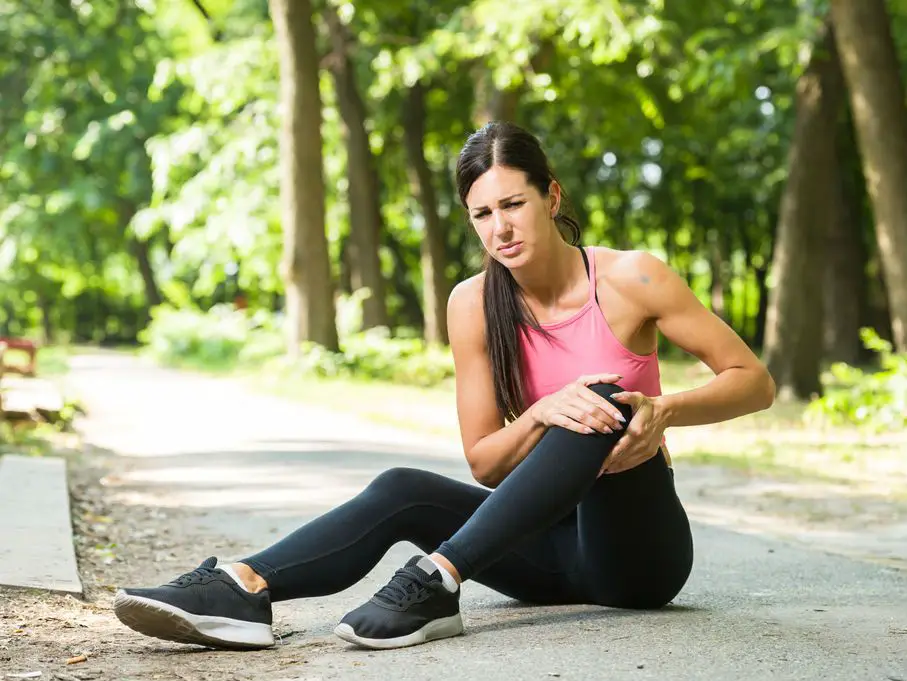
[{"xmin": 519, "ymin": 246, "xmax": 663, "ymax": 405}]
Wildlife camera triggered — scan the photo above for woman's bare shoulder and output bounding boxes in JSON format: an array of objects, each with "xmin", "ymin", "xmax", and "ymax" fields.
[
  {"xmin": 449, "ymin": 272, "xmax": 486, "ymax": 310},
  {"xmin": 591, "ymin": 246, "xmax": 672, "ymax": 290},
  {"xmin": 448, "ymin": 272, "xmax": 487, "ymax": 343}
]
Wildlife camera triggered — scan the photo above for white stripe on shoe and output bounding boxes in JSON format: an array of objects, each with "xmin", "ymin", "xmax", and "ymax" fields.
[
  {"xmin": 114, "ymin": 591, "xmax": 275, "ymax": 649},
  {"xmin": 333, "ymin": 613, "xmax": 464, "ymax": 650}
]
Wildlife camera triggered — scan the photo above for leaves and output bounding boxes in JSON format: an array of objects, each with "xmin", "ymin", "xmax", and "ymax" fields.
[{"xmin": 0, "ymin": 0, "xmax": 895, "ymax": 359}]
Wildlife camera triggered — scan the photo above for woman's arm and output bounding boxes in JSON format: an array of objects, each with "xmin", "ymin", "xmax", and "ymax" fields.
[
  {"xmin": 447, "ymin": 277, "xmax": 548, "ymax": 487},
  {"xmin": 614, "ymin": 251, "xmax": 776, "ymax": 427}
]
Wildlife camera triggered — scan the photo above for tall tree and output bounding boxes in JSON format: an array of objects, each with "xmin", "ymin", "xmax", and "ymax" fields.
[
  {"xmin": 830, "ymin": 0, "xmax": 907, "ymax": 351},
  {"xmin": 324, "ymin": 6, "xmax": 389, "ymax": 330},
  {"xmin": 824, "ymin": 115, "xmax": 866, "ymax": 365},
  {"xmin": 402, "ymin": 82, "xmax": 449, "ymax": 345},
  {"xmin": 765, "ymin": 23, "xmax": 844, "ymax": 399},
  {"xmin": 269, "ymin": 0, "xmax": 338, "ymax": 352}
]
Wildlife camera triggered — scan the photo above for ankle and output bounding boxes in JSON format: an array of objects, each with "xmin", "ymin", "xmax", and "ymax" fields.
[
  {"xmin": 429, "ymin": 553, "xmax": 462, "ymax": 585},
  {"xmin": 231, "ymin": 563, "xmax": 269, "ymax": 593}
]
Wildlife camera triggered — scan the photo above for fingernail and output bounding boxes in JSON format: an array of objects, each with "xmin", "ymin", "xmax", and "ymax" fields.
[
  {"xmin": 603, "ymin": 426, "xmax": 612, "ymax": 434},
  {"xmin": 616, "ymin": 414, "xmax": 626, "ymax": 423}
]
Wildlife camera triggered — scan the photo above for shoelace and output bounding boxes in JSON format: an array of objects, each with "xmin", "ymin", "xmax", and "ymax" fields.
[
  {"xmin": 373, "ymin": 566, "xmax": 432, "ymax": 606},
  {"xmin": 169, "ymin": 557, "xmax": 220, "ymax": 587}
]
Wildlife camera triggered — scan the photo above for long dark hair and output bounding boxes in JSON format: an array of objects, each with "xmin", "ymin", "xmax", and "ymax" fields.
[{"xmin": 455, "ymin": 121, "xmax": 581, "ymax": 422}]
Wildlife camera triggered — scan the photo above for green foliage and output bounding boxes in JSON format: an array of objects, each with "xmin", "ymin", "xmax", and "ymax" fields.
[
  {"xmin": 0, "ymin": 422, "xmax": 53, "ymax": 456},
  {"xmin": 2, "ymin": 0, "xmax": 903, "ymax": 369},
  {"xmin": 140, "ymin": 304, "xmax": 283, "ymax": 370},
  {"xmin": 276, "ymin": 331, "xmax": 454, "ymax": 387},
  {"xmin": 326, "ymin": 329, "xmax": 454, "ymax": 386},
  {"xmin": 806, "ymin": 329, "xmax": 907, "ymax": 430},
  {"xmin": 141, "ymin": 303, "xmax": 454, "ymax": 386},
  {"xmin": 136, "ymin": 33, "xmax": 284, "ymax": 299}
]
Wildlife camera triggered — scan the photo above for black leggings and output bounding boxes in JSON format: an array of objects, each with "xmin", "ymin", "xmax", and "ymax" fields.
[{"xmin": 241, "ymin": 384, "xmax": 694, "ymax": 609}]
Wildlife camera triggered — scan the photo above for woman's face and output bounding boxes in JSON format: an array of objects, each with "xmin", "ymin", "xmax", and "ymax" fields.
[{"xmin": 465, "ymin": 165, "xmax": 560, "ymax": 268}]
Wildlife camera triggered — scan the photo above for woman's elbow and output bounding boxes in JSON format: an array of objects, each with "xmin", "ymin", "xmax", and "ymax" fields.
[
  {"xmin": 467, "ymin": 455, "xmax": 500, "ymax": 488},
  {"xmin": 759, "ymin": 367, "xmax": 777, "ymax": 410}
]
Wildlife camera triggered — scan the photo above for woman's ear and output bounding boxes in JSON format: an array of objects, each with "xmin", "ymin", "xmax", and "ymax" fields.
[{"xmin": 548, "ymin": 180, "xmax": 562, "ymax": 217}]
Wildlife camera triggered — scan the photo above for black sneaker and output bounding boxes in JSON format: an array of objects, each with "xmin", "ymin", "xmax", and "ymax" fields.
[
  {"xmin": 113, "ymin": 557, "xmax": 274, "ymax": 649},
  {"xmin": 334, "ymin": 555, "xmax": 463, "ymax": 649}
]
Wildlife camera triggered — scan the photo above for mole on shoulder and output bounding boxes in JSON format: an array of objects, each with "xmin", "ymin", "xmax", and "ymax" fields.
[{"xmin": 640, "ymin": 275, "xmax": 650, "ymax": 284}]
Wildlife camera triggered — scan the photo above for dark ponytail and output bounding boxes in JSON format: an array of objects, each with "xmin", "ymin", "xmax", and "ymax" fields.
[{"xmin": 456, "ymin": 122, "xmax": 581, "ymax": 422}]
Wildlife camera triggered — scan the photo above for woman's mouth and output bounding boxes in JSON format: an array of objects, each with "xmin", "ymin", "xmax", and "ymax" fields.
[{"xmin": 497, "ymin": 241, "xmax": 523, "ymax": 257}]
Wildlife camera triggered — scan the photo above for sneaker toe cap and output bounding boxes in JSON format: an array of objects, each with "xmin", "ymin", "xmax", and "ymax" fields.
[{"xmin": 339, "ymin": 604, "xmax": 393, "ymax": 638}]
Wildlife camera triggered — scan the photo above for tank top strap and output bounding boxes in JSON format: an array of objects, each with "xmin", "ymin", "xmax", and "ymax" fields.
[{"xmin": 585, "ymin": 246, "xmax": 598, "ymax": 304}]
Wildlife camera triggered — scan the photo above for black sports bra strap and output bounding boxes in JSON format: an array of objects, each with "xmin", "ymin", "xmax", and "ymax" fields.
[{"xmin": 578, "ymin": 246, "xmax": 600, "ymax": 304}]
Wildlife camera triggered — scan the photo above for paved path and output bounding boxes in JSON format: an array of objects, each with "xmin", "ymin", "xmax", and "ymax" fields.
[{"xmin": 63, "ymin": 352, "xmax": 907, "ymax": 680}]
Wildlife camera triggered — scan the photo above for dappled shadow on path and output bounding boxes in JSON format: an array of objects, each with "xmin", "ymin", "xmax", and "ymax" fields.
[{"xmin": 94, "ymin": 436, "xmax": 476, "ymax": 532}]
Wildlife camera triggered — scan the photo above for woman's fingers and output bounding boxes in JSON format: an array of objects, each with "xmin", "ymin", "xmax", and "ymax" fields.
[
  {"xmin": 548, "ymin": 413, "xmax": 595, "ymax": 435},
  {"xmin": 560, "ymin": 404, "xmax": 612, "ymax": 434},
  {"xmin": 610, "ymin": 391, "xmax": 642, "ymax": 411},
  {"xmin": 604, "ymin": 444, "xmax": 658, "ymax": 474},
  {"xmin": 576, "ymin": 386, "xmax": 626, "ymax": 428}
]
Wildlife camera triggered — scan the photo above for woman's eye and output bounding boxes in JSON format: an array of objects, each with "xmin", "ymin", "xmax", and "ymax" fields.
[{"xmin": 506, "ymin": 201, "xmax": 524, "ymax": 209}]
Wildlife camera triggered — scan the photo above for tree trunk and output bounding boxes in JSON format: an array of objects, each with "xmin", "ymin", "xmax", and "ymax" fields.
[
  {"xmin": 402, "ymin": 83, "xmax": 449, "ymax": 345},
  {"xmin": 830, "ymin": 0, "xmax": 907, "ymax": 351},
  {"xmin": 865, "ymin": 255, "xmax": 895, "ymax": 346},
  {"xmin": 117, "ymin": 201, "xmax": 163, "ymax": 318},
  {"xmin": 765, "ymin": 24, "xmax": 843, "ymax": 399},
  {"xmin": 823, "ymin": 123, "xmax": 866, "ymax": 364},
  {"xmin": 270, "ymin": 0, "xmax": 338, "ymax": 353},
  {"xmin": 473, "ymin": 77, "xmax": 521, "ymax": 126},
  {"xmin": 753, "ymin": 265, "xmax": 769, "ymax": 350},
  {"xmin": 708, "ymin": 231, "xmax": 727, "ymax": 321},
  {"xmin": 36, "ymin": 292, "xmax": 53, "ymax": 345},
  {"xmin": 382, "ymin": 229, "xmax": 424, "ymax": 329},
  {"xmin": 129, "ymin": 237, "xmax": 162, "ymax": 311},
  {"xmin": 338, "ymin": 234, "xmax": 352, "ymax": 294},
  {"xmin": 824, "ymin": 199, "xmax": 865, "ymax": 365},
  {"xmin": 472, "ymin": 40, "xmax": 553, "ymax": 127},
  {"xmin": 324, "ymin": 6, "xmax": 388, "ymax": 330}
]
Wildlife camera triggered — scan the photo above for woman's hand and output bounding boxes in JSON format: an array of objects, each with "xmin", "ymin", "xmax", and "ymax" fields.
[
  {"xmin": 529, "ymin": 373, "xmax": 627, "ymax": 435},
  {"xmin": 599, "ymin": 392, "xmax": 667, "ymax": 475}
]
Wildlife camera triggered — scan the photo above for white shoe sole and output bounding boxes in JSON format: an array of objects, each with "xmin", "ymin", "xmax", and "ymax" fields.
[
  {"xmin": 114, "ymin": 591, "xmax": 275, "ymax": 649},
  {"xmin": 334, "ymin": 613, "xmax": 464, "ymax": 650}
]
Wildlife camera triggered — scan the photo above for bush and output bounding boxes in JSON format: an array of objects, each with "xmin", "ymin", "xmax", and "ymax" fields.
[
  {"xmin": 140, "ymin": 305, "xmax": 455, "ymax": 387},
  {"xmin": 140, "ymin": 304, "xmax": 283, "ymax": 370},
  {"xmin": 279, "ymin": 328, "xmax": 455, "ymax": 387},
  {"xmin": 806, "ymin": 328, "xmax": 907, "ymax": 430},
  {"xmin": 338, "ymin": 328, "xmax": 454, "ymax": 386}
]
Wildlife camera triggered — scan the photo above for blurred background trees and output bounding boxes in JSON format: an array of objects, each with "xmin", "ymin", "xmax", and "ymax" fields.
[{"xmin": 3, "ymin": 0, "xmax": 907, "ymax": 419}]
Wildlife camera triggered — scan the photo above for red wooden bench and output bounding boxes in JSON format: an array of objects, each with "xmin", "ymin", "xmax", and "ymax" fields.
[{"xmin": 0, "ymin": 337, "xmax": 37, "ymax": 376}]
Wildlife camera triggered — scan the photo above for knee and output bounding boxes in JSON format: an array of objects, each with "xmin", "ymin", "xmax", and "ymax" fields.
[
  {"xmin": 367, "ymin": 467, "xmax": 432, "ymax": 497},
  {"xmin": 587, "ymin": 383, "xmax": 633, "ymax": 422}
]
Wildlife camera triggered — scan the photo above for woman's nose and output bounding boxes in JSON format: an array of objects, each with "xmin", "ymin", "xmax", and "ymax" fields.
[{"xmin": 492, "ymin": 209, "xmax": 510, "ymax": 234}]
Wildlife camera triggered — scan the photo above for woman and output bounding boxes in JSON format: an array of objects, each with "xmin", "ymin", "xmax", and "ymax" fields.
[{"xmin": 113, "ymin": 121, "xmax": 775, "ymax": 651}]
